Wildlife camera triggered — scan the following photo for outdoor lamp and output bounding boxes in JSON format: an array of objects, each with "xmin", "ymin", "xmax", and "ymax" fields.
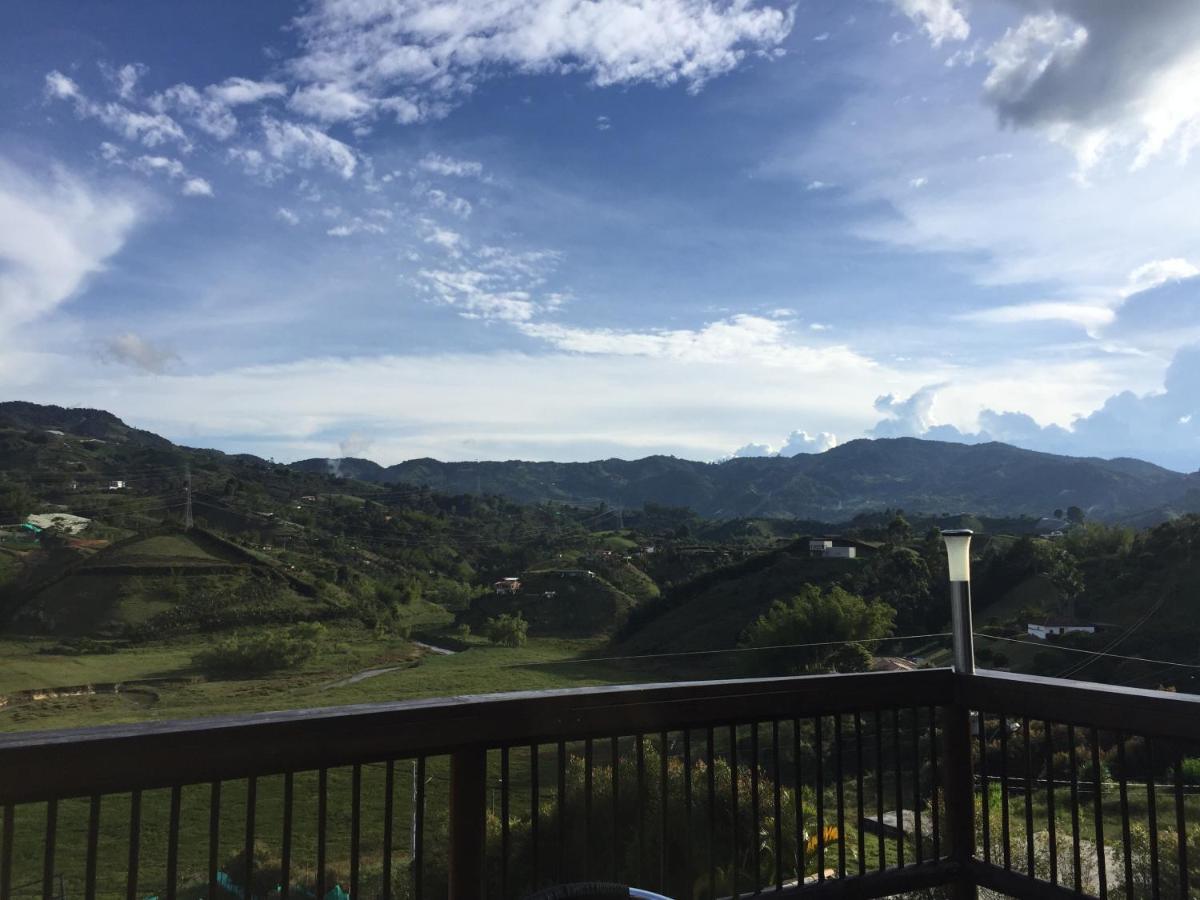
[{"xmin": 942, "ymin": 529, "xmax": 974, "ymax": 674}]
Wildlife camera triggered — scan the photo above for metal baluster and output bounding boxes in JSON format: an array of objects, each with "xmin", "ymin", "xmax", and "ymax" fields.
[
  {"xmin": 979, "ymin": 713, "xmax": 990, "ymax": 866},
  {"xmin": 929, "ymin": 706, "xmax": 941, "ymax": 862},
  {"xmin": 584, "ymin": 738, "xmax": 593, "ymax": 879},
  {"xmin": 751, "ymin": 722, "xmax": 761, "ymax": 890},
  {"xmin": 317, "ymin": 769, "xmax": 327, "ymax": 900},
  {"xmin": 208, "ymin": 782, "xmax": 221, "ymax": 900},
  {"xmin": 685, "ymin": 729, "xmax": 694, "ymax": 894},
  {"xmin": 613, "ymin": 736, "xmax": 621, "ymax": 884},
  {"xmin": 1147, "ymin": 736, "xmax": 1160, "ymax": 900},
  {"xmin": 501, "ymin": 748, "xmax": 510, "ymax": 898},
  {"xmin": 281, "ymin": 774, "xmax": 294, "ymax": 900},
  {"xmin": 166, "ymin": 786, "xmax": 181, "ymax": 900},
  {"xmin": 731, "ymin": 725, "xmax": 740, "ymax": 898},
  {"xmin": 708, "ymin": 727, "xmax": 717, "ymax": 899},
  {"xmin": 794, "ymin": 718, "xmax": 805, "ymax": 884},
  {"xmin": 855, "ymin": 712, "xmax": 865, "ymax": 877},
  {"xmin": 893, "ymin": 709, "xmax": 904, "ymax": 869},
  {"xmin": 42, "ymin": 798, "xmax": 56, "ymax": 900},
  {"xmin": 835, "ymin": 714, "xmax": 846, "ymax": 879},
  {"xmin": 531, "ymin": 744, "xmax": 540, "ymax": 887},
  {"xmin": 1116, "ymin": 735, "xmax": 1133, "ymax": 898},
  {"xmin": 1068, "ymin": 724, "xmax": 1082, "ymax": 893},
  {"xmin": 637, "ymin": 734, "xmax": 646, "ymax": 887},
  {"xmin": 1091, "ymin": 728, "xmax": 1107, "ymax": 899},
  {"xmin": 414, "ymin": 757, "xmax": 426, "ymax": 899},
  {"xmin": 815, "ymin": 716, "xmax": 825, "ymax": 882},
  {"xmin": 244, "ymin": 776, "xmax": 257, "ymax": 898},
  {"xmin": 660, "ymin": 732, "xmax": 669, "ymax": 893},
  {"xmin": 558, "ymin": 739, "xmax": 567, "ymax": 884},
  {"xmin": 83, "ymin": 796, "xmax": 100, "ymax": 900},
  {"xmin": 1024, "ymin": 719, "xmax": 1035, "ymax": 878},
  {"xmin": 774, "ymin": 721, "xmax": 784, "ymax": 890},
  {"xmin": 126, "ymin": 790, "xmax": 141, "ymax": 900},
  {"xmin": 350, "ymin": 764, "xmax": 362, "ymax": 900},
  {"xmin": 381, "ymin": 763, "xmax": 393, "ymax": 900},
  {"xmin": 999, "ymin": 714, "xmax": 1010, "ymax": 870},
  {"xmin": 1045, "ymin": 723, "xmax": 1057, "ymax": 886},
  {"xmin": 875, "ymin": 710, "xmax": 884, "ymax": 871},
  {"xmin": 911, "ymin": 708, "xmax": 923, "ymax": 866},
  {"xmin": 1, "ymin": 804, "xmax": 12, "ymax": 900},
  {"xmin": 1175, "ymin": 745, "xmax": 1188, "ymax": 900}
]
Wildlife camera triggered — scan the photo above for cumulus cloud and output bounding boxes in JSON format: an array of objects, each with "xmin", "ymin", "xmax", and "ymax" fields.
[
  {"xmin": 871, "ymin": 383, "xmax": 944, "ymax": 437},
  {"xmin": 892, "ymin": 0, "xmax": 969, "ymax": 47},
  {"xmin": 780, "ymin": 429, "xmax": 838, "ymax": 455},
  {"xmin": 287, "ymin": 0, "xmax": 795, "ymax": 125},
  {"xmin": 868, "ymin": 345, "xmax": 1200, "ymax": 471},
  {"xmin": 981, "ymin": 1, "xmax": 1200, "ymax": 170},
  {"xmin": 260, "ymin": 116, "xmax": 358, "ymax": 178},
  {"xmin": 0, "ymin": 159, "xmax": 141, "ymax": 331},
  {"xmin": 98, "ymin": 332, "xmax": 178, "ymax": 373},
  {"xmin": 730, "ymin": 442, "xmax": 775, "ymax": 458},
  {"xmin": 288, "ymin": 82, "xmax": 374, "ymax": 122}
]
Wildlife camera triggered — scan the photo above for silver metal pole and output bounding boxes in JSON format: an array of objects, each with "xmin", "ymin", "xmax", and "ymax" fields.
[{"xmin": 950, "ymin": 580, "xmax": 975, "ymax": 674}]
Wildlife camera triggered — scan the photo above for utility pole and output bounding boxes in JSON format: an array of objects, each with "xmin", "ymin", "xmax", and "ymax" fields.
[{"xmin": 184, "ymin": 468, "xmax": 194, "ymax": 531}]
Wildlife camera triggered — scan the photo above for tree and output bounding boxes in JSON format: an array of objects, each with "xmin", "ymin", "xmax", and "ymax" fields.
[
  {"xmin": 856, "ymin": 546, "xmax": 937, "ymax": 634},
  {"xmin": 740, "ymin": 584, "xmax": 895, "ymax": 674},
  {"xmin": 1066, "ymin": 505, "xmax": 1086, "ymax": 524},
  {"xmin": 485, "ymin": 611, "xmax": 529, "ymax": 647},
  {"xmin": 886, "ymin": 513, "xmax": 913, "ymax": 545},
  {"xmin": 1053, "ymin": 508, "xmax": 1064, "ymax": 520},
  {"xmin": 0, "ymin": 478, "xmax": 33, "ymax": 522}
]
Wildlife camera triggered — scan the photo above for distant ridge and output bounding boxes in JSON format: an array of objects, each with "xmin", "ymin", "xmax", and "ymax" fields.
[{"xmin": 291, "ymin": 437, "xmax": 1200, "ymax": 522}]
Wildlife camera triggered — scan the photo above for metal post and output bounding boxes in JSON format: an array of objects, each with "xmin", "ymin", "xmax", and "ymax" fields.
[{"xmin": 950, "ymin": 581, "xmax": 975, "ymax": 675}]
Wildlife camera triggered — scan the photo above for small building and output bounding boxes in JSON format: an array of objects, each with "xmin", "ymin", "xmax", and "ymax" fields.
[
  {"xmin": 1027, "ymin": 622, "xmax": 1096, "ymax": 640},
  {"xmin": 493, "ymin": 577, "xmax": 521, "ymax": 594},
  {"xmin": 809, "ymin": 538, "xmax": 859, "ymax": 559},
  {"xmin": 108, "ymin": 480, "xmax": 126, "ymax": 491}
]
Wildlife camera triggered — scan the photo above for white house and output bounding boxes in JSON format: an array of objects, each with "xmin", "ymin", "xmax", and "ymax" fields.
[
  {"xmin": 1027, "ymin": 623, "xmax": 1095, "ymax": 640},
  {"xmin": 808, "ymin": 539, "xmax": 833, "ymax": 557},
  {"xmin": 810, "ymin": 539, "xmax": 856, "ymax": 559},
  {"xmin": 493, "ymin": 577, "xmax": 521, "ymax": 594},
  {"xmin": 107, "ymin": 480, "xmax": 126, "ymax": 491}
]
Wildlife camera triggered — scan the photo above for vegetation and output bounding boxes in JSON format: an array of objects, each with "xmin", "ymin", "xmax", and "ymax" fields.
[
  {"xmin": 193, "ymin": 623, "xmax": 327, "ymax": 674},
  {"xmin": 740, "ymin": 584, "xmax": 895, "ymax": 674},
  {"xmin": 483, "ymin": 611, "xmax": 529, "ymax": 647}
]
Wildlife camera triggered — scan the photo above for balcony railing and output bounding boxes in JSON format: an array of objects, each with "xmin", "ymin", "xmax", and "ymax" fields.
[{"xmin": 1, "ymin": 667, "xmax": 1198, "ymax": 899}]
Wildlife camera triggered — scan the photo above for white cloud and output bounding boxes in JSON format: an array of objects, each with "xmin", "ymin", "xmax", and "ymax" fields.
[
  {"xmin": 871, "ymin": 383, "xmax": 944, "ymax": 437},
  {"xmin": 206, "ymin": 77, "xmax": 287, "ymax": 106},
  {"xmin": 0, "ymin": 159, "xmax": 141, "ymax": 331},
  {"xmin": 909, "ymin": 175, "xmax": 927, "ymax": 188},
  {"xmin": 98, "ymin": 332, "xmax": 178, "ymax": 373},
  {"xmin": 596, "ymin": 115, "xmax": 612, "ymax": 131},
  {"xmin": 958, "ymin": 301, "xmax": 1115, "ymax": 331},
  {"xmin": 46, "ymin": 71, "xmax": 191, "ymax": 150},
  {"xmin": 519, "ymin": 314, "xmax": 873, "ymax": 371},
  {"xmin": 980, "ymin": 1, "xmax": 1200, "ymax": 171},
  {"xmin": 181, "ymin": 177, "xmax": 214, "ymax": 197},
  {"xmin": 780, "ymin": 429, "xmax": 837, "ymax": 455},
  {"xmin": 261, "ymin": 116, "xmax": 358, "ymax": 178},
  {"xmin": 425, "ymin": 188, "xmax": 472, "ymax": 218},
  {"xmin": 276, "ymin": 206, "xmax": 300, "ymax": 225},
  {"xmin": 730, "ymin": 442, "xmax": 774, "ymax": 457},
  {"xmin": 288, "ymin": 82, "xmax": 374, "ymax": 122},
  {"xmin": 418, "ymin": 153, "xmax": 483, "ymax": 178},
  {"xmin": 288, "ymin": 0, "xmax": 795, "ymax": 124},
  {"xmin": 152, "ymin": 83, "xmax": 238, "ymax": 139},
  {"xmin": 891, "ymin": 0, "xmax": 969, "ymax": 47},
  {"xmin": 1125, "ymin": 258, "xmax": 1200, "ymax": 297}
]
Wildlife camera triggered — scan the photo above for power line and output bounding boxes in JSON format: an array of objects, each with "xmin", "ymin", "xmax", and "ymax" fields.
[
  {"xmin": 975, "ymin": 632, "xmax": 1200, "ymax": 672},
  {"xmin": 506, "ymin": 631, "xmax": 952, "ymax": 668}
]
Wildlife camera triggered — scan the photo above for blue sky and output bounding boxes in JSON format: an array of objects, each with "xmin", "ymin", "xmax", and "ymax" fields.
[{"xmin": 1, "ymin": 0, "xmax": 1199, "ymax": 470}]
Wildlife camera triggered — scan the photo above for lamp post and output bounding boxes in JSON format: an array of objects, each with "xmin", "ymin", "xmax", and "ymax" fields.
[{"xmin": 942, "ymin": 529, "xmax": 974, "ymax": 674}]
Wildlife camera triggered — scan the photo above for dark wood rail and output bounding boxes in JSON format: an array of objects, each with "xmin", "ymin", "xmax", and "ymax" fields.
[{"xmin": 0, "ymin": 667, "xmax": 1196, "ymax": 899}]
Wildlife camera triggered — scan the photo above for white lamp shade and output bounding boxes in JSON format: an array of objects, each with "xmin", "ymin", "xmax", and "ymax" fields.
[{"xmin": 942, "ymin": 529, "xmax": 973, "ymax": 582}]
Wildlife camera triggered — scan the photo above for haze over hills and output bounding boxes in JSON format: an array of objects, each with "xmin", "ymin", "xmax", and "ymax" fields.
[
  {"xmin": 4, "ymin": 401, "xmax": 1198, "ymax": 522},
  {"xmin": 293, "ymin": 439, "xmax": 1200, "ymax": 522}
]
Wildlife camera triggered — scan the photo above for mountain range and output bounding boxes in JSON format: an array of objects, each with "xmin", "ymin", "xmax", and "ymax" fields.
[{"xmin": 292, "ymin": 438, "xmax": 1200, "ymax": 523}]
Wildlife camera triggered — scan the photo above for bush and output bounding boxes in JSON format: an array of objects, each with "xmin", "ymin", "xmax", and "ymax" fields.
[
  {"xmin": 485, "ymin": 611, "xmax": 528, "ymax": 647},
  {"xmin": 194, "ymin": 623, "xmax": 326, "ymax": 675}
]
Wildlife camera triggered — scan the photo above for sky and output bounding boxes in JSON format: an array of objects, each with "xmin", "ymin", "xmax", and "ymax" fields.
[{"xmin": 1, "ymin": 0, "xmax": 1199, "ymax": 471}]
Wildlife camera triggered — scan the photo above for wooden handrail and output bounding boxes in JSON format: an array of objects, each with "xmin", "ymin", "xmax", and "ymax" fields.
[{"xmin": 0, "ymin": 668, "xmax": 955, "ymax": 804}]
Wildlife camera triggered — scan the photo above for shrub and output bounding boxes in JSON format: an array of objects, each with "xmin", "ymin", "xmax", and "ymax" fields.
[
  {"xmin": 484, "ymin": 611, "xmax": 528, "ymax": 647},
  {"xmin": 194, "ymin": 623, "xmax": 326, "ymax": 675}
]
